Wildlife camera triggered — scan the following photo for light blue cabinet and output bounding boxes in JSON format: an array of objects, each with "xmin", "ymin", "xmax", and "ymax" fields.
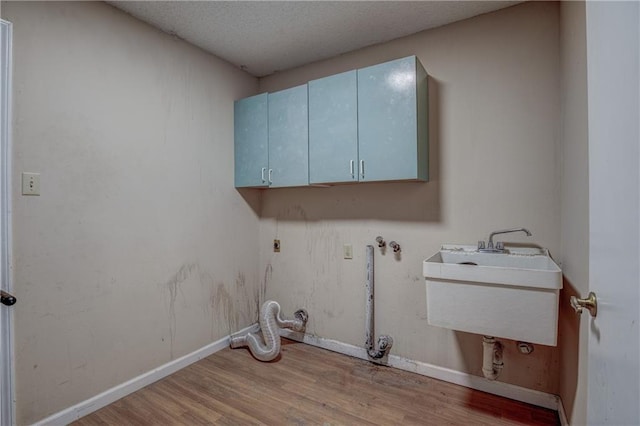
[
  {"xmin": 268, "ymin": 85, "xmax": 309, "ymax": 188},
  {"xmin": 234, "ymin": 87, "xmax": 309, "ymax": 188},
  {"xmin": 234, "ymin": 56, "xmax": 427, "ymax": 188},
  {"xmin": 358, "ymin": 56, "xmax": 428, "ymax": 182},
  {"xmin": 234, "ymin": 93, "xmax": 268, "ymax": 188},
  {"xmin": 308, "ymin": 70, "xmax": 358, "ymax": 184}
]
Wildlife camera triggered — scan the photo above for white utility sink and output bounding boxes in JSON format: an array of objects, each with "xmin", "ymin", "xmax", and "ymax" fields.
[{"xmin": 423, "ymin": 245, "xmax": 562, "ymax": 346}]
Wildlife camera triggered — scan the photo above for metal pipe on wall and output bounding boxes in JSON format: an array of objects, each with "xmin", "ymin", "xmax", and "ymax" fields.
[
  {"xmin": 365, "ymin": 244, "xmax": 393, "ymax": 360},
  {"xmin": 482, "ymin": 336, "xmax": 503, "ymax": 380}
]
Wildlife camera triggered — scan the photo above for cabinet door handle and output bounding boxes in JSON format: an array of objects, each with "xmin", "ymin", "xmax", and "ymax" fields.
[
  {"xmin": 261, "ymin": 167, "xmax": 266, "ymax": 183},
  {"xmin": 360, "ymin": 160, "xmax": 365, "ymax": 179},
  {"xmin": 268, "ymin": 169, "xmax": 273, "ymax": 184},
  {"xmin": 350, "ymin": 160, "xmax": 355, "ymax": 177}
]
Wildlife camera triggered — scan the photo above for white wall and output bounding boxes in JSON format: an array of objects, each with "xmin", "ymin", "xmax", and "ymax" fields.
[
  {"xmin": 558, "ymin": 2, "xmax": 589, "ymax": 424},
  {"xmin": 0, "ymin": 1, "xmax": 589, "ymax": 422},
  {"xmin": 1, "ymin": 2, "xmax": 260, "ymax": 424},
  {"xmin": 258, "ymin": 2, "xmax": 562, "ymax": 393}
]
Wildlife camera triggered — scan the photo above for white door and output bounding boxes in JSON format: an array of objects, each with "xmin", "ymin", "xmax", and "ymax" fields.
[
  {"xmin": 0, "ymin": 18, "xmax": 14, "ymax": 426},
  {"xmin": 586, "ymin": 2, "xmax": 639, "ymax": 425}
]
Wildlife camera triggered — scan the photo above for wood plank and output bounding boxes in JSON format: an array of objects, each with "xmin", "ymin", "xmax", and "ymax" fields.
[{"xmin": 73, "ymin": 339, "xmax": 559, "ymax": 426}]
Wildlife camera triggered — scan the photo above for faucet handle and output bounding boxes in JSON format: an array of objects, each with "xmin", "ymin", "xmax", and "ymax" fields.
[
  {"xmin": 478, "ymin": 241, "xmax": 485, "ymax": 250},
  {"xmin": 495, "ymin": 242, "xmax": 504, "ymax": 250}
]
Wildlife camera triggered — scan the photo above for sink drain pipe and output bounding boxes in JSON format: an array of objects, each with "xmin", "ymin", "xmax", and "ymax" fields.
[
  {"xmin": 482, "ymin": 336, "xmax": 503, "ymax": 380},
  {"xmin": 366, "ymin": 245, "xmax": 393, "ymax": 360},
  {"xmin": 230, "ymin": 300, "xmax": 308, "ymax": 362}
]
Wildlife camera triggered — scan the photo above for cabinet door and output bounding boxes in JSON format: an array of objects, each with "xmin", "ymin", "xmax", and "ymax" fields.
[
  {"xmin": 309, "ymin": 70, "xmax": 358, "ymax": 184},
  {"xmin": 357, "ymin": 56, "xmax": 428, "ymax": 182},
  {"xmin": 268, "ymin": 85, "xmax": 309, "ymax": 188},
  {"xmin": 234, "ymin": 93, "xmax": 268, "ymax": 188}
]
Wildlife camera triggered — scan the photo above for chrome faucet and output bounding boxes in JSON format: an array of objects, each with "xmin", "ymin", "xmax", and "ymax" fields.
[{"xmin": 478, "ymin": 227, "xmax": 532, "ymax": 253}]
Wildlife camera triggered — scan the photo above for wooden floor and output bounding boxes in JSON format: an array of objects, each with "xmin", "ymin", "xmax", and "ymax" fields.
[{"xmin": 74, "ymin": 339, "xmax": 559, "ymax": 425}]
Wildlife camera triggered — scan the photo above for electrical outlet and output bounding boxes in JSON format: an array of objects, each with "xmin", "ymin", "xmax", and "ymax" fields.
[
  {"xmin": 21, "ymin": 172, "xmax": 40, "ymax": 196},
  {"xmin": 343, "ymin": 244, "xmax": 353, "ymax": 259},
  {"xmin": 273, "ymin": 239, "xmax": 280, "ymax": 252}
]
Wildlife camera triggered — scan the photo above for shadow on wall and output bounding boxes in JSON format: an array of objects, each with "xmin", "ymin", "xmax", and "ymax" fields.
[
  {"xmin": 557, "ymin": 276, "xmax": 582, "ymax": 421},
  {"xmin": 454, "ymin": 327, "xmax": 560, "ymax": 394},
  {"xmin": 236, "ymin": 187, "xmax": 263, "ymax": 217},
  {"xmin": 454, "ymin": 330, "xmax": 484, "ymax": 375},
  {"xmin": 238, "ymin": 77, "xmax": 443, "ymax": 223}
]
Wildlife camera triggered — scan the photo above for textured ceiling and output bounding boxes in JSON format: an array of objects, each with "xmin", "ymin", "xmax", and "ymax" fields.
[{"xmin": 109, "ymin": 1, "xmax": 521, "ymax": 77}]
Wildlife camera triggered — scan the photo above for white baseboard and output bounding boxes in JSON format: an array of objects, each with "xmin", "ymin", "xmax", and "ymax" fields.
[
  {"xmin": 35, "ymin": 324, "xmax": 259, "ymax": 426},
  {"xmin": 281, "ymin": 329, "xmax": 560, "ymax": 411}
]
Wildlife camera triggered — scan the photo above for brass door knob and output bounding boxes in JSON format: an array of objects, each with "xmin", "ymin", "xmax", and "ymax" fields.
[{"xmin": 570, "ymin": 292, "xmax": 597, "ymax": 317}]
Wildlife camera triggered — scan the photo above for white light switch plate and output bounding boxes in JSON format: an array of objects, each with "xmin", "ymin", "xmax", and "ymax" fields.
[
  {"xmin": 22, "ymin": 172, "xmax": 40, "ymax": 196},
  {"xmin": 343, "ymin": 244, "xmax": 353, "ymax": 259}
]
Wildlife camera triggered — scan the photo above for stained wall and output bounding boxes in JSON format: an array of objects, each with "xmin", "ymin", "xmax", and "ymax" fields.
[
  {"xmin": 259, "ymin": 1, "xmax": 562, "ymax": 394},
  {"xmin": 2, "ymin": 2, "xmax": 261, "ymax": 423}
]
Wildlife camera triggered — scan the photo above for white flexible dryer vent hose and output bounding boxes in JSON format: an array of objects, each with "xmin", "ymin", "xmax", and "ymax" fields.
[{"xmin": 229, "ymin": 300, "xmax": 308, "ymax": 362}]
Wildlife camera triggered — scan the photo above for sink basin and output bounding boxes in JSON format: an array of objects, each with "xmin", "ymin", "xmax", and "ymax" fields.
[{"xmin": 423, "ymin": 245, "xmax": 562, "ymax": 346}]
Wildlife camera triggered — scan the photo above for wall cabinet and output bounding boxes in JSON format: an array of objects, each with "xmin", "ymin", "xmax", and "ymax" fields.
[
  {"xmin": 268, "ymin": 84, "xmax": 309, "ymax": 188},
  {"xmin": 358, "ymin": 56, "xmax": 428, "ymax": 182},
  {"xmin": 307, "ymin": 56, "xmax": 428, "ymax": 184},
  {"xmin": 234, "ymin": 93, "xmax": 268, "ymax": 188},
  {"xmin": 234, "ymin": 56, "xmax": 428, "ymax": 188},
  {"xmin": 234, "ymin": 86, "xmax": 309, "ymax": 188},
  {"xmin": 308, "ymin": 70, "xmax": 358, "ymax": 184}
]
